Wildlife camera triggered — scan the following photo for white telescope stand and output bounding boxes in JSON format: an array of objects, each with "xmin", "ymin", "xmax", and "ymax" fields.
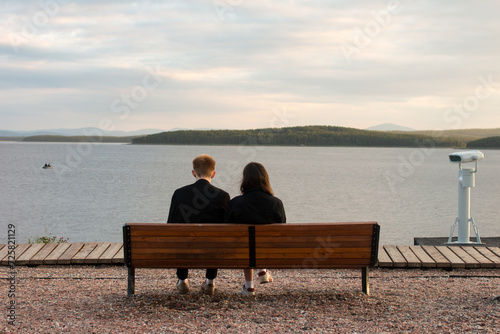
[{"xmin": 447, "ymin": 160, "xmax": 482, "ymax": 244}]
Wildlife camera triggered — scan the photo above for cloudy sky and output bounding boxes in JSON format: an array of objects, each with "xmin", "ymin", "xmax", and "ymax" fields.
[{"xmin": 1, "ymin": 0, "xmax": 499, "ymax": 132}]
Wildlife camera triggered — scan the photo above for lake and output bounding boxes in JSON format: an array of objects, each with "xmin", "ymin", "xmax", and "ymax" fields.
[{"xmin": 1, "ymin": 142, "xmax": 499, "ymax": 246}]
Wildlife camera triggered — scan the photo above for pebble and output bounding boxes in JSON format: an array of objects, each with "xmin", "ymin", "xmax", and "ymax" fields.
[{"xmin": 2, "ymin": 266, "xmax": 499, "ymax": 333}]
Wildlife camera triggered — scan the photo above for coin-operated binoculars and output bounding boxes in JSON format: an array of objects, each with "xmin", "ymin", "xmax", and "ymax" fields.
[{"xmin": 447, "ymin": 150, "xmax": 485, "ymax": 244}]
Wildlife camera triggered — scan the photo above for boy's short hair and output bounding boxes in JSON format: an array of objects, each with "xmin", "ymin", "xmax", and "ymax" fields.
[{"xmin": 192, "ymin": 154, "xmax": 216, "ymax": 178}]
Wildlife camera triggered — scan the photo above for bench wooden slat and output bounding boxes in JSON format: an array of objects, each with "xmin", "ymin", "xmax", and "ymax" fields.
[
  {"xmin": 255, "ymin": 222, "xmax": 377, "ymax": 230},
  {"xmin": 131, "ymin": 230, "xmax": 249, "ymax": 237},
  {"xmin": 133, "ymin": 248, "xmax": 248, "ymax": 255},
  {"xmin": 131, "ymin": 241, "xmax": 247, "ymax": 249},
  {"xmin": 256, "ymin": 235, "xmax": 373, "ymax": 243},
  {"xmin": 131, "ymin": 259, "xmax": 249, "ymax": 268},
  {"xmin": 252, "ymin": 228, "xmax": 375, "ymax": 237},
  {"xmin": 258, "ymin": 230, "xmax": 375, "ymax": 237},
  {"xmin": 127, "ymin": 223, "xmax": 249, "ymax": 232},
  {"xmin": 256, "ymin": 252, "xmax": 372, "ymax": 260},
  {"xmin": 256, "ymin": 258, "xmax": 372, "ymax": 268},
  {"xmin": 131, "ymin": 236, "xmax": 248, "ymax": 244},
  {"xmin": 16, "ymin": 243, "xmax": 45, "ymax": 265},
  {"xmin": 133, "ymin": 252, "xmax": 249, "ymax": 260},
  {"xmin": 256, "ymin": 236, "xmax": 374, "ymax": 244},
  {"xmin": 257, "ymin": 247, "xmax": 372, "ymax": 255},
  {"xmin": 256, "ymin": 247, "xmax": 371, "ymax": 254},
  {"xmin": 30, "ymin": 243, "xmax": 59, "ymax": 265},
  {"xmin": 256, "ymin": 241, "xmax": 371, "ymax": 248}
]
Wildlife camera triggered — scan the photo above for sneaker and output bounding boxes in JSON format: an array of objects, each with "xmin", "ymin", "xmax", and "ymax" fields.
[
  {"xmin": 258, "ymin": 271, "xmax": 273, "ymax": 284},
  {"xmin": 201, "ymin": 282, "xmax": 215, "ymax": 295},
  {"xmin": 176, "ymin": 280, "xmax": 190, "ymax": 294},
  {"xmin": 237, "ymin": 285, "xmax": 255, "ymax": 296}
]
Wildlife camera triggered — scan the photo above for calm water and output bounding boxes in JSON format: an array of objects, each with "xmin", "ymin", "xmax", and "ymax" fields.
[{"xmin": 1, "ymin": 142, "xmax": 499, "ymax": 245}]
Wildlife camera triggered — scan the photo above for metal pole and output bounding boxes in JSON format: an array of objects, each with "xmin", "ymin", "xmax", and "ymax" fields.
[{"xmin": 457, "ymin": 168, "xmax": 471, "ymax": 243}]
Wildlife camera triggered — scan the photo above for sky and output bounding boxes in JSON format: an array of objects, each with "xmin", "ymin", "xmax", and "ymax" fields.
[{"xmin": 1, "ymin": 0, "xmax": 500, "ymax": 132}]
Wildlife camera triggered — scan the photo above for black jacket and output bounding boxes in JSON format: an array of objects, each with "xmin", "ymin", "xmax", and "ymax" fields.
[
  {"xmin": 167, "ymin": 179, "xmax": 230, "ymax": 223},
  {"xmin": 224, "ymin": 188, "xmax": 286, "ymax": 224}
]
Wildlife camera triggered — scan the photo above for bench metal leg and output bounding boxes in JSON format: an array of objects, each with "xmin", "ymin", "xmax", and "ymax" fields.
[
  {"xmin": 362, "ymin": 267, "xmax": 369, "ymax": 295},
  {"xmin": 127, "ymin": 267, "xmax": 135, "ymax": 296}
]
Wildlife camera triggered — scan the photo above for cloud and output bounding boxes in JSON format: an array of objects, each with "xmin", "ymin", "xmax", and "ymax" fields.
[{"xmin": 1, "ymin": 0, "xmax": 499, "ymax": 131}]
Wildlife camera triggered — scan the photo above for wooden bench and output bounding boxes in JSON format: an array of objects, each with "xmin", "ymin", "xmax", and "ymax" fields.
[{"xmin": 123, "ymin": 222, "xmax": 380, "ymax": 296}]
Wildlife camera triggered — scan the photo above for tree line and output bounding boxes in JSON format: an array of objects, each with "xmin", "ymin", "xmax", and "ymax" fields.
[
  {"xmin": 23, "ymin": 135, "xmax": 137, "ymax": 143},
  {"xmin": 467, "ymin": 136, "xmax": 500, "ymax": 148},
  {"xmin": 132, "ymin": 126, "xmax": 465, "ymax": 148}
]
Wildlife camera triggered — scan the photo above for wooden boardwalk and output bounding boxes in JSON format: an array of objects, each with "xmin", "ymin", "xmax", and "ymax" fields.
[
  {"xmin": 0, "ymin": 243, "xmax": 124, "ymax": 266},
  {"xmin": 1, "ymin": 243, "xmax": 500, "ymax": 269}
]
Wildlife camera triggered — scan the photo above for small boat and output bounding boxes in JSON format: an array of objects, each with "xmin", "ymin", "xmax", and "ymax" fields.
[{"xmin": 43, "ymin": 164, "xmax": 52, "ymax": 169}]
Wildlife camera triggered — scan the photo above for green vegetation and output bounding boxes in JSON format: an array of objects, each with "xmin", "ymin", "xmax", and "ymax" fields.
[
  {"xmin": 467, "ymin": 136, "xmax": 500, "ymax": 148},
  {"xmin": 13, "ymin": 126, "xmax": 500, "ymax": 148},
  {"xmin": 132, "ymin": 125, "xmax": 465, "ymax": 148},
  {"xmin": 28, "ymin": 234, "xmax": 69, "ymax": 244},
  {"xmin": 398, "ymin": 128, "xmax": 500, "ymax": 142},
  {"xmin": 23, "ymin": 135, "xmax": 140, "ymax": 143},
  {"xmin": 0, "ymin": 137, "xmax": 23, "ymax": 142}
]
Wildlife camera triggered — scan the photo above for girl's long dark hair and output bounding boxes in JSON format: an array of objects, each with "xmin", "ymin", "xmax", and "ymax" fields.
[{"xmin": 240, "ymin": 162, "xmax": 274, "ymax": 195}]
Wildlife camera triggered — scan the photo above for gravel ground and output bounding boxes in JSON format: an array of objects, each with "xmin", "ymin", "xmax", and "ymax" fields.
[{"xmin": 1, "ymin": 265, "xmax": 499, "ymax": 333}]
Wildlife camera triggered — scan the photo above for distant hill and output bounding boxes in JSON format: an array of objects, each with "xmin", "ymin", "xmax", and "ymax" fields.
[
  {"xmin": 365, "ymin": 123, "xmax": 415, "ymax": 132},
  {"xmin": 22, "ymin": 135, "xmax": 140, "ymax": 143},
  {"xmin": 402, "ymin": 128, "xmax": 500, "ymax": 142},
  {"xmin": 132, "ymin": 125, "xmax": 464, "ymax": 148},
  {"xmin": 467, "ymin": 136, "xmax": 500, "ymax": 148},
  {"xmin": 0, "ymin": 127, "xmax": 166, "ymax": 137}
]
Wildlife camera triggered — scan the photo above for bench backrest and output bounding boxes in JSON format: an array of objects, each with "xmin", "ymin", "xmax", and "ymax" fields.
[{"xmin": 123, "ymin": 222, "xmax": 380, "ymax": 269}]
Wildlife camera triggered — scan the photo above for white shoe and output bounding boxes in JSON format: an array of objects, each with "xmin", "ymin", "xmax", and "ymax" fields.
[
  {"xmin": 237, "ymin": 285, "xmax": 255, "ymax": 296},
  {"xmin": 258, "ymin": 271, "xmax": 273, "ymax": 284},
  {"xmin": 176, "ymin": 280, "xmax": 190, "ymax": 294},
  {"xmin": 201, "ymin": 282, "xmax": 215, "ymax": 295}
]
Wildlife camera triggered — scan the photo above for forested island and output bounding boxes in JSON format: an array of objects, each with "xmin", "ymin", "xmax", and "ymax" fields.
[
  {"xmin": 22, "ymin": 135, "xmax": 138, "ymax": 143},
  {"xmin": 467, "ymin": 136, "xmax": 500, "ymax": 148},
  {"xmin": 132, "ymin": 126, "xmax": 465, "ymax": 148}
]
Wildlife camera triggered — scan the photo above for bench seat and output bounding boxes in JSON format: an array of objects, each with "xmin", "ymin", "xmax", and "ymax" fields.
[{"xmin": 123, "ymin": 222, "xmax": 380, "ymax": 295}]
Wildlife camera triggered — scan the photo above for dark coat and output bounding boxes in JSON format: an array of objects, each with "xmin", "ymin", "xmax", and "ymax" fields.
[
  {"xmin": 167, "ymin": 179, "xmax": 230, "ymax": 223},
  {"xmin": 224, "ymin": 188, "xmax": 286, "ymax": 224}
]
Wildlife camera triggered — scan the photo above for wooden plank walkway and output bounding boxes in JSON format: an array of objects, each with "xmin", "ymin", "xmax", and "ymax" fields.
[
  {"xmin": 0, "ymin": 243, "xmax": 123, "ymax": 266},
  {"xmin": 1, "ymin": 243, "xmax": 500, "ymax": 269}
]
